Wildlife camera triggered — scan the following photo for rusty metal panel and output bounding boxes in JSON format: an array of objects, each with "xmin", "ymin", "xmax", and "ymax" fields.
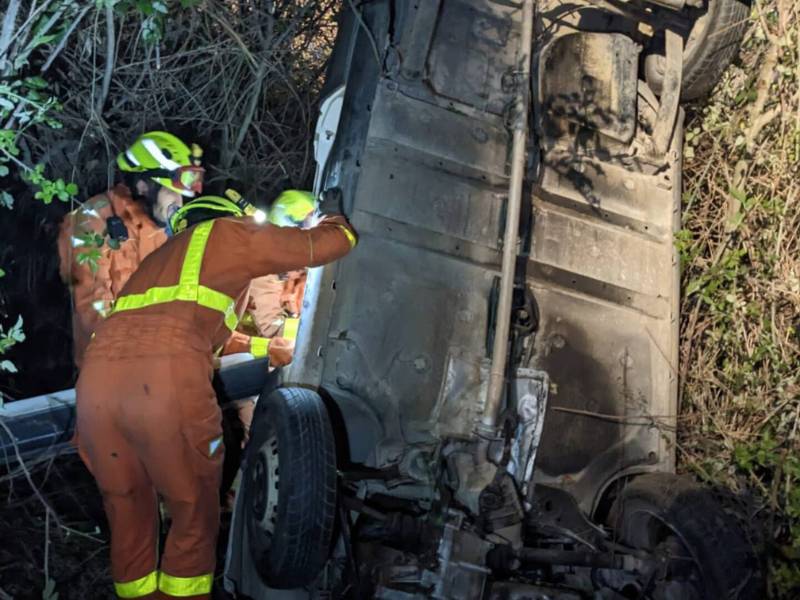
[
  {"xmin": 530, "ymin": 29, "xmax": 680, "ymax": 514},
  {"xmin": 540, "ymin": 33, "xmax": 640, "ymax": 143},
  {"xmin": 427, "ymin": 0, "xmax": 520, "ymax": 114}
]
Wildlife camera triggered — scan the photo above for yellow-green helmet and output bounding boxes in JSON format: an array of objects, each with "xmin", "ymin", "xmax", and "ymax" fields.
[
  {"xmin": 117, "ymin": 131, "xmax": 204, "ymax": 197},
  {"xmin": 168, "ymin": 190, "xmax": 265, "ymax": 235},
  {"xmin": 269, "ymin": 190, "xmax": 316, "ymax": 227}
]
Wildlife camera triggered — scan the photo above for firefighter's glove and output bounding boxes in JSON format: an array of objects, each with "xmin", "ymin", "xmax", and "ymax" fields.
[{"xmin": 268, "ymin": 337, "xmax": 295, "ymax": 368}]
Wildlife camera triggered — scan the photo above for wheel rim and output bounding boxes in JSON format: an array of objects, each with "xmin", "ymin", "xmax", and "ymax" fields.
[{"xmin": 250, "ymin": 434, "xmax": 280, "ymax": 539}]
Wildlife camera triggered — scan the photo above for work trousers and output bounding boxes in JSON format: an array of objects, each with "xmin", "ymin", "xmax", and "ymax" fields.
[{"xmin": 76, "ymin": 353, "xmax": 223, "ymax": 600}]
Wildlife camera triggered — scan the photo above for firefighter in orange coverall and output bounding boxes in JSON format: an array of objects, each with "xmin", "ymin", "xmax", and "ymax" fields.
[
  {"xmin": 217, "ymin": 190, "xmax": 317, "ymax": 456},
  {"xmin": 75, "ymin": 192, "xmax": 356, "ymax": 599},
  {"xmin": 217, "ymin": 189, "xmax": 316, "ymax": 361},
  {"xmin": 59, "ymin": 132, "xmax": 296, "ymax": 371},
  {"xmin": 58, "ymin": 131, "xmax": 203, "ymax": 367}
]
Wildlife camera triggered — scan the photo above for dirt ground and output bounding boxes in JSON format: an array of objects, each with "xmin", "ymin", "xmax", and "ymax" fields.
[{"xmin": 0, "ymin": 453, "xmax": 235, "ymax": 599}]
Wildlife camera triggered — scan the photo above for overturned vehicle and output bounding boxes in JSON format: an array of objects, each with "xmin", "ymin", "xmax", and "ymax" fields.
[{"xmin": 225, "ymin": 1, "xmax": 761, "ymax": 598}]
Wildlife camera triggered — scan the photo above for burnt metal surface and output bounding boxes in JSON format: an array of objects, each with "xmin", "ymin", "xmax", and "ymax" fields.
[
  {"xmin": 229, "ymin": 1, "xmax": 686, "ymax": 597},
  {"xmin": 285, "ymin": 0, "xmax": 681, "ymax": 515},
  {"xmin": 530, "ymin": 17, "xmax": 680, "ymax": 514},
  {"xmin": 286, "ymin": 0, "xmax": 526, "ymax": 458}
]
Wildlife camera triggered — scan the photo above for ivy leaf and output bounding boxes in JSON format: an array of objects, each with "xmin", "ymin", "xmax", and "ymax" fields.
[
  {"xmin": 10, "ymin": 315, "xmax": 25, "ymax": 342},
  {"xmin": 76, "ymin": 249, "xmax": 102, "ymax": 274},
  {"xmin": 0, "ymin": 360, "xmax": 17, "ymax": 373},
  {"xmin": 66, "ymin": 182, "xmax": 78, "ymax": 196},
  {"xmin": 0, "ymin": 191, "xmax": 12, "ymax": 209}
]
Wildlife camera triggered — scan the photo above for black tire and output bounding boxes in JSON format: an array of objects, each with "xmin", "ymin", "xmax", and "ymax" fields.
[
  {"xmin": 609, "ymin": 473, "xmax": 763, "ymax": 600},
  {"xmin": 644, "ymin": 0, "xmax": 750, "ymax": 101},
  {"xmin": 243, "ymin": 387, "xmax": 337, "ymax": 589}
]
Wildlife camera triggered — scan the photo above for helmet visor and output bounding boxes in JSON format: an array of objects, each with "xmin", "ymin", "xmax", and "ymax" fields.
[{"xmin": 173, "ymin": 166, "xmax": 205, "ymax": 194}]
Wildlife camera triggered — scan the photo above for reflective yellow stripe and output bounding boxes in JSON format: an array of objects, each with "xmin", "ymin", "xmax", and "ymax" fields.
[
  {"xmin": 158, "ymin": 571, "xmax": 213, "ymax": 596},
  {"xmin": 112, "ymin": 221, "xmax": 239, "ymax": 331},
  {"xmin": 196, "ymin": 285, "xmax": 238, "ymax": 331},
  {"xmin": 179, "ymin": 220, "xmax": 213, "ymax": 286},
  {"xmin": 336, "ymin": 224, "xmax": 357, "ymax": 248},
  {"xmin": 115, "ymin": 571, "xmax": 158, "ymax": 598},
  {"xmin": 283, "ymin": 317, "xmax": 300, "ymax": 341},
  {"xmin": 250, "ymin": 336, "xmax": 270, "ymax": 358},
  {"xmin": 114, "ymin": 285, "xmax": 189, "ymax": 311}
]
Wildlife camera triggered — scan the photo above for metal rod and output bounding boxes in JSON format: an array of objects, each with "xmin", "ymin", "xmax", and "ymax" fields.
[
  {"xmin": 517, "ymin": 547, "xmax": 626, "ymax": 569},
  {"xmin": 643, "ymin": 0, "xmax": 686, "ymax": 9},
  {"xmin": 482, "ymin": 0, "xmax": 534, "ymax": 429}
]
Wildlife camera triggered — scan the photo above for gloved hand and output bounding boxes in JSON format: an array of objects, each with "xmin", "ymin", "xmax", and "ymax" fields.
[
  {"xmin": 268, "ymin": 336, "xmax": 295, "ymax": 367},
  {"xmin": 318, "ymin": 213, "xmax": 358, "ymax": 248},
  {"xmin": 318, "ymin": 186, "xmax": 344, "ymax": 217}
]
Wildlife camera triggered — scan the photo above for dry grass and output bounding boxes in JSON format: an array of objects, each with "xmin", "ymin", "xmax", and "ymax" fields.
[{"xmin": 677, "ymin": 1, "xmax": 800, "ymax": 596}]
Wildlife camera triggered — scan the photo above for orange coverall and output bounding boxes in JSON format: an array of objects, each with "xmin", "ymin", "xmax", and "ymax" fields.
[
  {"xmin": 58, "ymin": 185, "xmax": 167, "ymax": 367},
  {"xmin": 59, "ymin": 186, "xmax": 294, "ymax": 367},
  {"xmin": 76, "ymin": 216, "xmax": 354, "ymax": 599}
]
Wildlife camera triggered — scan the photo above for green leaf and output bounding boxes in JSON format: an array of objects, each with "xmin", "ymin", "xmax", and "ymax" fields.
[
  {"xmin": 685, "ymin": 278, "xmax": 703, "ymax": 297},
  {"xmin": 76, "ymin": 249, "xmax": 102, "ymax": 273},
  {"xmin": 0, "ymin": 268, "xmax": 5, "ymax": 277},
  {"xmin": 0, "ymin": 360, "xmax": 17, "ymax": 373},
  {"xmin": 24, "ymin": 76, "xmax": 48, "ymax": 89},
  {"xmin": 13, "ymin": 55, "xmax": 29, "ymax": 70},
  {"xmin": 66, "ymin": 182, "xmax": 78, "ymax": 196},
  {"xmin": 10, "ymin": 315, "xmax": 25, "ymax": 342},
  {"xmin": 729, "ymin": 187, "xmax": 748, "ymax": 204},
  {"xmin": 0, "ymin": 191, "xmax": 12, "ymax": 209},
  {"xmin": 0, "ymin": 164, "xmax": 9, "ymax": 177},
  {"xmin": 30, "ymin": 32, "xmax": 58, "ymax": 49}
]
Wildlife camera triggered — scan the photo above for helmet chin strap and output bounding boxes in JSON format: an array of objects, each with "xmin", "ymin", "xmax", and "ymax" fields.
[{"xmin": 163, "ymin": 203, "xmax": 180, "ymax": 236}]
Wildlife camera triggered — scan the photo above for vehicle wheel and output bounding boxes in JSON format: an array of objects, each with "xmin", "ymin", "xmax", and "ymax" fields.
[
  {"xmin": 644, "ymin": 0, "xmax": 750, "ymax": 101},
  {"xmin": 243, "ymin": 387, "xmax": 337, "ymax": 588},
  {"xmin": 608, "ymin": 473, "xmax": 762, "ymax": 600}
]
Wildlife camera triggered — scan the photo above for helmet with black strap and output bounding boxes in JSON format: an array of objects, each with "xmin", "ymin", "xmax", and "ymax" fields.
[{"xmin": 168, "ymin": 189, "xmax": 266, "ymax": 236}]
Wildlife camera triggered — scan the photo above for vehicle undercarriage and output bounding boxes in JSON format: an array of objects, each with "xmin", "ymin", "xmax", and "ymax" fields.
[{"xmin": 222, "ymin": 1, "xmax": 760, "ymax": 599}]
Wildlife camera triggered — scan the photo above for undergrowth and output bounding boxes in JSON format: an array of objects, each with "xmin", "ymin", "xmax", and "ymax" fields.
[{"xmin": 678, "ymin": 2, "xmax": 800, "ymax": 597}]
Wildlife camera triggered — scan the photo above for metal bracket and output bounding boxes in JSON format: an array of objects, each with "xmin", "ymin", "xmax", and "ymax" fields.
[{"xmin": 650, "ymin": 28, "xmax": 684, "ymax": 157}]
